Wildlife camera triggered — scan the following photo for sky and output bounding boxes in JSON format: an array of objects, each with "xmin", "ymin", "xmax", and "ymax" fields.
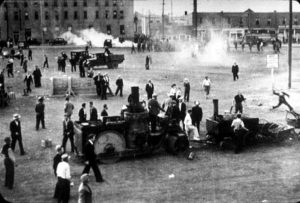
[{"xmin": 134, "ymin": 0, "xmax": 300, "ymax": 16}]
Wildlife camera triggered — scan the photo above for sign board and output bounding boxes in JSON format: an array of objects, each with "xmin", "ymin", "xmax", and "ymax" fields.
[{"xmin": 267, "ymin": 54, "xmax": 279, "ymax": 69}]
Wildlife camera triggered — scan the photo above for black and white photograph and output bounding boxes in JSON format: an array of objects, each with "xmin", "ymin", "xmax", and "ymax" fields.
[{"xmin": 1, "ymin": 0, "xmax": 300, "ymax": 202}]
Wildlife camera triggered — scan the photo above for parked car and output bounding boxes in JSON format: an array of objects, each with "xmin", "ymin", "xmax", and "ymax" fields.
[
  {"xmin": 27, "ymin": 38, "xmax": 41, "ymax": 46},
  {"xmin": 49, "ymin": 38, "xmax": 67, "ymax": 46}
]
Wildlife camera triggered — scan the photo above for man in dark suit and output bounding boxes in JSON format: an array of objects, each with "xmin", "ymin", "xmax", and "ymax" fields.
[
  {"xmin": 166, "ymin": 100, "xmax": 181, "ymax": 125},
  {"xmin": 178, "ymin": 97, "xmax": 187, "ymax": 131},
  {"xmin": 79, "ymin": 103, "xmax": 87, "ymax": 122},
  {"xmin": 62, "ymin": 114, "xmax": 75, "ymax": 153},
  {"xmin": 232, "ymin": 62, "xmax": 239, "ymax": 81},
  {"xmin": 145, "ymin": 80, "xmax": 154, "ymax": 100},
  {"xmin": 35, "ymin": 96, "xmax": 45, "ymax": 130},
  {"xmin": 115, "ymin": 75, "xmax": 123, "ymax": 97},
  {"xmin": 191, "ymin": 101, "xmax": 203, "ymax": 134},
  {"xmin": 89, "ymin": 101, "xmax": 98, "ymax": 121},
  {"xmin": 82, "ymin": 134, "xmax": 103, "ymax": 183},
  {"xmin": 10, "ymin": 114, "xmax": 26, "ymax": 155}
]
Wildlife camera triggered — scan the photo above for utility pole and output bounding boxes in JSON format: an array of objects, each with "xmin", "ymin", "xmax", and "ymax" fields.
[
  {"xmin": 193, "ymin": 0, "xmax": 198, "ymax": 39},
  {"xmin": 162, "ymin": 0, "xmax": 165, "ymax": 40},
  {"xmin": 288, "ymin": 0, "xmax": 293, "ymax": 88}
]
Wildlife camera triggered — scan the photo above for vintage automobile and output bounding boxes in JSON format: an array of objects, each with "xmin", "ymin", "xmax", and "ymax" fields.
[
  {"xmin": 49, "ymin": 38, "xmax": 67, "ymax": 46},
  {"xmin": 70, "ymin": 50, "xmax": 90, "ymax": 64},
  {"xmin": 74, "ymin": 87, "xmax": 189, "ymax": 163},
  {"xmin": 84, "ymin": 52, "xmax": 125, "ymax": 69}
]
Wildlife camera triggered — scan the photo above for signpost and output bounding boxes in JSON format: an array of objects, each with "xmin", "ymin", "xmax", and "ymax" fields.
[{"xmin": 267, "ymin": 54, "xmax": 279, "ymax": 90}]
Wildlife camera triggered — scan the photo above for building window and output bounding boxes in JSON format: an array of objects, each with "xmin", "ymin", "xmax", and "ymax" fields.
[
  {"xmin": 227, "ymin": 17, "xmax": 231, "ymax": 24},
  {"xmin": 105, "ymin": 11, "xmax": 109, "ymax": 19},
  {"xmin": 255, "ymin": 18, "xmax": 260, "ymax": 26},
  {"xmin": 53, "ymin": 0, "xmax": 58, "ymax": 7},
  {"xmin": 267, "ymin": 18, "xmax": 271, "ymax": 26},
  {"xmin": 107, "ymin": 25, "xmax": 111, "ymax": 34},
  {"xmin": 105, "ymin": 0, "xmax": 109, "ymax": 7},
  {"xmin": 25, "ymin": 12, "xmax": 29, "ymax": 20},
  {"xmin": 95, "ymin": 0, "xmax": 99, "ymax": 6},
  {"xmin": 84, "ymin": 11, "xmax": 87, "ymax": 19},
  {"xmin": 294, "ymin": 17, "xmax": 298, "ymax": 25},
  {"xmin": 24, "ymin": 2, "xmax": 28, "ymax": 7},
  {"xmin": 14, "ymin": 2, "xmax": 18, "ymax": 8},
  {"xmin": 113, "ymin": 0, "xmax": 117, "ymax": 6},
  {"xmin": 120, "ymin": 10, "xmax": 124, "ymax": 19},
  {"xmin": 63, "ymin": 0, "xmax": 68, "ymax": 7},
  {"xmin": 83, "ymin": 0, "xmax": 87, "ymax": 7},
  {"xmin": 14, "ymin": 11, "xmax": 18, "ymax": 21},
  {"xmin": 55, "ymin": 11, "xmax": 59, "ymax": 21},
  {"xmin": 239, "ymin": 18, "xmax": 243, "ymax": 27},
  {"xmin": 45, "ymin": 11, "xmax": 49, "ymax": 20},
  {"xmin": 95, "ymin": 11, "xmax": 99, "ymax": 19},
  {"xmin": 113, "ymin": 10, "xmax": 117, "ymax": 19},
  {"xmin": 73, "ymin": 11, "xmax": 78, "ymax": 20},
  {"xmin": 64, "ymin": 11, "xmax": 68, "ymax": 20},
  {"xmin": 44, "ymin": 1, "xmax": 48, "ymax": 7},
  {"xmin": 74, "ymin": 0, "xmax": 77, "ymax": 7},
  {"xmin": 120, "ymin": 25, "xmax": 125, "ymax": 35},
  {"xmin": 35, "ymin": 11, "xmax": 39, "ymax": 20}
]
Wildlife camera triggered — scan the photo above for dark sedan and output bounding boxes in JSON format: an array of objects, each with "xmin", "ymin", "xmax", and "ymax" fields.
[{"xmin": 49, "ymin": 38, "xmax": 67, "ymax": 46}]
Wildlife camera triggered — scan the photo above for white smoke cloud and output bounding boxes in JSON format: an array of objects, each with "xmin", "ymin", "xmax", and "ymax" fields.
[{"xmin": 60, "ymin": 28, "xmax": 134, "ymax": 47}]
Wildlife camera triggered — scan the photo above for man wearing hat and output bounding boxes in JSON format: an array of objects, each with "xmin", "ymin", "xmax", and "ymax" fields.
[
  {"xmin": 78, "ymin": 173, "xmax": 93, "ymax": 203},
  {"xmin": 10, "ymin": 114, "xmax": 26, "ymax": 155},
  {"xmin": 55, "ymin": 153, "xmax": 72, "ymax": 202},
  {"xmin": 1, "ymin": 137, "xmax": 15, "ymax": 189},
  {"xmin": 62, "ymin": 114, "xmax": 75, "ymax": 153},
  {"xmin": 148, "ymin": 93, "xmax": 164, "ymax": 132},
  {"xmin": 166, "ymin": 100, "xmax": 181, "ymax": 124},
  {"xmin": 145, "ymin": 80, "xmax": 154, "ymax": 100},
  {"xmin": 89, "ymin": 101, "xmax": 98, "ymax": 121},
  {"xmin": 191, "ymin": 100, "xmax": 203, "ymax": 134},
  {"xmin": 35, "ymin": 96, "xmax": 46, "ymax": 130},
  {"xmin": 78, "ymin": 103, "xmax": 87, "ymax": 122},
  {"xmin": 82, "ymin": 134, "xmax": 103, "ymax": 183}
]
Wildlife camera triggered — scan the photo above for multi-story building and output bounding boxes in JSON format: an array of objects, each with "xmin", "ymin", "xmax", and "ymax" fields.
[{"xmin": 0, "ymin": 0, "xmax": 134, "ymax": 43}]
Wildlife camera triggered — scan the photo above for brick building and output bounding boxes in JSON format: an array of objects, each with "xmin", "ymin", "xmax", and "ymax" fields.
[{"xmin": 0, "ymin": 0, "xmax": 134, "ymax": 43}]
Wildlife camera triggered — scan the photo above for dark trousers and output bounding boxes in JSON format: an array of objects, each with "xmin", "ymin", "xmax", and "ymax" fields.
[
  {"xmin": 192, "ymin": 120, "xmax": 200, "ymax": 134},
  {"xmin": 7, "ymin": 69, "xmax": 14, "ymax": 77},
  {"xmin": 62, "ymin": 135, "xmax": 75, "ymax": 153},
  {"xmin": 233, "ymin": 73, "xmax": 239, "ymax": 81},
  {"xmin": 101, "ymin": 86, "xmax": 107, "ymax": 100},
  {"xmin": 149, "ymin": 114, "xmax": 157, "ymax": 132},
  {"xmin": 36, "ymin": 114, "xmax": 45, "ymax": 130},
  {"xmin": 184, "ymin": 90, "xmax": 189, "ymax": 102},
  {"xmin": 79, "ymin": 67, "xmax": 85, "ymax": 77},
  {"xmin": 235, "ymin": 103, "xmax": 243, "ymax": 113},
  {"xmin": 26, "ymin": 84, "xmax": 32, "ymax": 93},
  {"xmin": 28, "ymin": 55, "xmax": 32, "ymax": 60},
  {"xmin": 115, "ymin": 86, "xmax": 123, "ymax": 96},
  {"xmin": 82, "ymin": 160, "xmax": 103, "ymax": 182},
  {"xmin": 147, "ymin": 93, "xmax": 152, "ymax": 100},
  {"xmin": 4, "ymin": 158, "xmax": 14, "ymax": 189},
  {"xmin": 204, "ymin": 86, "xmax": 210, "ymax": 95},
  {"xmin": 56, "ymin": 177, "xmax": 70, "ymax": 203},
  {"xmin": 61, "ymin": 65, "xmax": 65, "ymax": 73},
  {"xmin": 233, "ymin": 130, "xmax": 246, "ymax": 153},
  {"xmin": 43, "ymin": 61, "xmax": 49, "ymax": 68},
  {"xmin": 71, "ymin": 64, "xmax": 76, "ymax": 72},
  {"xmin": 11, "ymin": 135, "xmax": 25, "ymax": 155},
  {"xmin": 273, "ymin": 101, "xmax": 293, "ymax": 111}
]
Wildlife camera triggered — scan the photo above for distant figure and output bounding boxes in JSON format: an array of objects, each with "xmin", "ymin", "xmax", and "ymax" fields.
[
  {"xmin": 24, "ymin": 72, "xmax": 33, "ymax": 94},
  {"xmin": 101, "ymin": 104, "xmax": 108, "ymax": 117},
  {"xmin": 89, "ymin": 101, "xmax": 98, "ymax": 121},
  {"xmin": 131, "ymin": 44, "xmax": 136, "ymax": 54},
  {"xmin": 64, "ymin": 97, "xmax": 74, "ymax": 118},
  {"xmin": 70, "ymin": 55, "xmax": 76, "ymax": 72},
  {"xmin": 43, "ymin": 54, "xmax": 49, "ymax": 68},
  {"xmin": 184, "ymin": 109, "xmax": 200, "ymax": 142},
  {"xmin": 78, "ymin": 103, "xmax": 87, "ymax": 122},
  {"xmin": 202, "ymin": 76, "xmax": 211, "ymax": 99},
  {"xmin": 191, "ymin": 100, "xmax": 203, "ymax": 134},
  {"xmin": 183, "ymin": 78, "xmax": 190, "ymax": 102},
  {"xmin": 78, "ymin": 174, "xmax": 93, "ymax": 203},
  {"xmin": 178, "ymin": 97, "xmax": 187, "ymax": 131},
  {"xmin": 32, "ymin": 65, "xmax": 42, "ymax": 87},
  {"xmin": 145, "ymin": 80, "xmax": 154, "ymax": 100},
  {"xmin": 62, "ymin": 114, "xmax": 75, "ymax": 153},
  {"xmin": 115, "ymin": 75, "xmax": 123, "ymax": 97},
  {"xmin": 232, "ymin": 62, "xmax": 239, "ymax": 81},
  {"xmin": 10, "ymin": 114, "xmax": 26, "ymax": 155},
  {"xmin": 148, "ymin": 93, "xmax": 164, "ymax": 132},
  {"xmin": 1, "ymin": 137, "xmax": 15, "ymax": 190},
  {"xmin": 28, "ymin": 48, "xmax": 32, "ymax": 61},
  {"xmin": 79, "ymin": 56, "xmax": 85, "ymax": 77},
  {"xmin": 233, "ymin": 91, "xmax": 246, "ymax": 114},
  {"xmin": 35, "ymin": 96, "xmax": 46, "ymax": 130},
  {"xmin": 272, "ymin": 89, "xmax": 293, "ymax": 111},
  {"xmin": 231, "ymin": 113, "xmax": 248, "ymax": 153},
  {"xmin": 169, "ymin": 84, "xmax": 177, "ymax": 100},
  {"xmin": 145, "ymin": 55, "xmax": 151, "ymax": 70},
  {"xmin": 6, "ymin": 59, "xmax": 14, "ymax": 78},
  {"xmin": 22, "ymin": 57, "xmax": 28, "ymax": 73}
]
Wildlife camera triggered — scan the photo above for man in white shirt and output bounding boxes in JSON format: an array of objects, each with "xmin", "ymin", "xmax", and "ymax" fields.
[
  {"xmin": 184, "ymin": 109, "xmax": 200, "ymax": 144},
  {"xmin": 231, "ymin": 114, "xmax": 248, "ymax": 153},
  {"xmin": 202, "ymin": 76, "xmax": 211, "ymax": 99},
  {"xmin": 55, "ymin": 154, "xmax": 72, "ymax": 203}
]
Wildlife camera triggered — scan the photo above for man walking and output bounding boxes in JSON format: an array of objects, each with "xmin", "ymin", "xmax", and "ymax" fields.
[
  {"xmin": 35, "ymin": 96, "xmax": 46, "ymax": 130},
  {"xmin": 10, "ymin": 114, "xmax": 26, "ymax": 155},
  {"xmin": 62, "ymin": 114, "xmax": 75, "ymax": 153},
  {"xmin": 82, "ymin": 134, "xmax": 104, "ymax": 183},
  {"xmin": 145, "ymin": 80, "xmax": 154, "ymax": 100},
  {"xmin": 202, "ymin": 76, "xmax": 211, "ymax": 99},
  {"xmin": 115, "ymin": 75, "xmax": 123, "ymax": 97},
  {"xmin": 32, "ymin": 65, "xmax": 42, "ymax": 88},
  {"xmin": 24, "ymin": 72, "xmax": 33, "ymax": 94},
  {"xmin": 232, "ymin": 62, "xmax": 239, "ymax": 81},
  {"xmin": 43, "ymin": 54, "xmax": 49, "ymax": 68},
  {"xmin": 183, "ymin": 78, "xmax": 190, "ymax": 102},
  {"xmin": 191, "ymin": 100, "xmax": 203, "ymax": 134}
]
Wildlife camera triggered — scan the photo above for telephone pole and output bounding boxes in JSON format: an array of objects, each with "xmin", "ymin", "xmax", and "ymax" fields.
[
  {"xmin": 288, "ymin": 0, "xmax": 293, "ymax": 88},
  {"xmin": 162, "ymin": 0, "xmax": 165, "ymax": 40}
]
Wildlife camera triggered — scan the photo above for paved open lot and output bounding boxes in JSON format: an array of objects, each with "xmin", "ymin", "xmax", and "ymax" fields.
[{"xmin": 1, "ymin": 45, "xmax": 300, "ymax": 202}]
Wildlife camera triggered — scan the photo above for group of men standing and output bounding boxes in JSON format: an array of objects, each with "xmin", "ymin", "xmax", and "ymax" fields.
[{"xmin": 94, "ymin": 73, "xmax": 123, "ymax": 100}]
